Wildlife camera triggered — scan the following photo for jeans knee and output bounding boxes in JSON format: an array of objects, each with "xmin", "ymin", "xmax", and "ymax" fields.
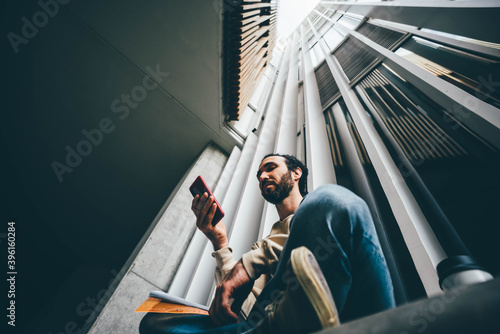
[
  {"xmin": 139, "ymin": 313, "xmax": 154, "ymax": 334},
  {"xmin": 300, "ymin": 184, "xmax": 368, "ymax": 216}
]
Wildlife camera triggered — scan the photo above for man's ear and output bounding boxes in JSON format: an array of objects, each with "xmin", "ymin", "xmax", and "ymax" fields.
[{"xmin": 292, "ymin": 167, "xmax": 302, "ymax": 181}]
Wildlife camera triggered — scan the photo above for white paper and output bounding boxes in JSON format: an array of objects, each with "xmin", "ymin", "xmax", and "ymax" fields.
[{"xmin": 149, "ymin": 291, "xmax": 210, "ymax": 311}]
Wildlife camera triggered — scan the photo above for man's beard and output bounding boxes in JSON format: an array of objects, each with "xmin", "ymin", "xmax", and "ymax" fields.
[{"xmin": 262, "ymin": 171, "xmax": 294, "ymax": 204}]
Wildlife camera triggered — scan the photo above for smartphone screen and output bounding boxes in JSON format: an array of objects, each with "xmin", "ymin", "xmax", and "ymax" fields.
[{"xmin": 189, "ymin": 176, "xmax": 225, "ymax": 225}]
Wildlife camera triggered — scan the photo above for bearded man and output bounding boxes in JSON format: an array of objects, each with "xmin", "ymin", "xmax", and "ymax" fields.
[{"xmin": 140, "ymin": 153, "xmax": 395, "ymax": 334}]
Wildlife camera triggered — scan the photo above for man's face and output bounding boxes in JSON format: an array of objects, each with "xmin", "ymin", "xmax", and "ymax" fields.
[{"xmin": 257, "ymin": 156, "xmax": 294, "ymax": 204}]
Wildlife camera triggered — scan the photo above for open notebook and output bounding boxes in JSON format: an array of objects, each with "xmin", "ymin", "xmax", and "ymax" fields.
[{"xmin": 135, "ymin": 291, "xmax": 209, "ymax": 315}]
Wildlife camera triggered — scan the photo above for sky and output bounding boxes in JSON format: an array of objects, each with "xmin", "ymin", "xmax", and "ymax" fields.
[{"xmin": 277, "ymin": 0, "xmax": 321, "ymax": 37}]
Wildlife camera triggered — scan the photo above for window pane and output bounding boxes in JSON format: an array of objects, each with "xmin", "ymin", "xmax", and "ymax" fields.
[
  {"xmin": 323, "ymin": 27, "xmax": 344, "ymax": 50},
  {"xmin": 310, "ymin": 42, "xmax": 325, "ymax": 68},
  {"xmin": 318, "ymin": 19, "xmax": 334, "ymax": 36},
  {"xmin": 337, "ymin": 15, "xmax": 361, "ymax": 30}
]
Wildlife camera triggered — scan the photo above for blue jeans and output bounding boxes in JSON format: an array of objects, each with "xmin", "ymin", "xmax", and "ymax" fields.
[{"xmin": 140, "ymin": 185, "xmax": 396, "ymax": 333}]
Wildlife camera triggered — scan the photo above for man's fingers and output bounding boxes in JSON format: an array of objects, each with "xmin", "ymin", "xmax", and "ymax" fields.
[
  {"xmin": 199, "ymin": 196, "xmax": 215, "ymax": 227},
  {"xmin": 191, "ymin": 194, "xmax": 200, "ymax": 213},
  {"xmin": 193, "ymin": 193, "xmax": 211, "ymax": 228},
  {"xmin": 194, "ymin": 193, "xmax": 220, "ymax": 235},
  {"xmin": 202, "ymin": 203, "xmax": 217, "ymax": 227},
  {"xmin": 210, "ymin": 287, "xmax": 224, "ymax": 325},
  {"xmin": 230, "ymin": 295, "xmax": 246, "ymax": 316},
  {"xmin": 201, "ymin": 196, "xmax": 214, "ymax": 215},
  {"xmin": 219, "ymin": 289, "xmax": 239, "ymax": 324},
  {"xmin": 210, "ymin": 285, "xmax": 238, "ymax": 326},
  {"xmin": 214, "ymin": 304, "xmax": 238, "ymax": 326},
  {"xmin": 196, "ymin": 192, "xmax": 209, "ymax": 212},
  {"xmin": 209, "ymin": 291, "xmax": 217, "ymax": 321}
]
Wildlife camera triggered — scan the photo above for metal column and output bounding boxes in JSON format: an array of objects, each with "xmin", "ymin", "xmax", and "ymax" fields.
[{"xmin": 300, "ymin": 24, "xmax": 337, "ymax": 189}]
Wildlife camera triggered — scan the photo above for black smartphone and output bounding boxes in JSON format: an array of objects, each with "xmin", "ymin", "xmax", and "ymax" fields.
[{"xmin": 189, "ymin": 176, "xmax": 225, "ymax": 225}]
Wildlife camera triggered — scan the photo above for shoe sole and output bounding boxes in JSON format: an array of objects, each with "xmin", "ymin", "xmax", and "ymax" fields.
[{"xmin": 291, "ymin": 246, "xmax": 340, "ymax": 328}]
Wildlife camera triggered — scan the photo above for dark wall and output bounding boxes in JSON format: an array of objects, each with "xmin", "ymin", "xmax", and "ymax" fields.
[{"xmin": 1, "ymin": 1, "xmax": 228, "ymax": 332}]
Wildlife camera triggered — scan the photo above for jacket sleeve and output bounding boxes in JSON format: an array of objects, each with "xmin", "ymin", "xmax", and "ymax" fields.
[
  {"xmin": 240, "ymin": 234, "xmax": 288, "ymax": 280},
  {"xmin": 212, "ymin": 246, "xmax": 238, "ymax": 284}
]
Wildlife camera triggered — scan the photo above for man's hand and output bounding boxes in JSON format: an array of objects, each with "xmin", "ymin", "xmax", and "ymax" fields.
[
  {"xmin": 209, "ymin": 260, "xmax": 253, "ymax": 326},
  {"xmin": 191, "ymin": 193, "xmax": 228, "ymax": 250}
]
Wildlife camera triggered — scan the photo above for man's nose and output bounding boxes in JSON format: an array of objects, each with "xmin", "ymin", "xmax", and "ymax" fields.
[{"xmin": 259, "ymin": 172, "xmax": 269, "ymax": 182}]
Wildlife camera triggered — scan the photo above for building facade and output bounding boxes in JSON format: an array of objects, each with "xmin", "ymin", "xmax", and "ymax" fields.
[
  {"xmin": 89, "ymin": 1, "xmax": 500, "ymax": 332},
  {"xmin": 176, "ymin": 0, "xmax": 500, "ymax": 304}
]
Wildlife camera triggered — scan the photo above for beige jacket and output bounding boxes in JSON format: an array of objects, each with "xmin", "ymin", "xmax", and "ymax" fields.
[{"xmin": 211, "ymin": 215, "xmax": 293, "ymax": 318}]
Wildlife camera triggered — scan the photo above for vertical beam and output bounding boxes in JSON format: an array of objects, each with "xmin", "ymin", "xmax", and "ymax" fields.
[
  {"xmin": 308, "ymin": 17, "xmax": 446, "ymax": 295},
  {"xmin": 228, "ymin": 37, "xmax": 293, "ymax": 260},
  {"xmin": 250, "ymin": 66, "xmax": 279, "ymax": 132},
  {"xmin": 260, "ymin": 34, "xmax": 302, "ymax": 238},
  {"xmin": 275, "ymin": 32, "xmax": 300, "ymax": 155},
  {"xmin": 331, "ymin": 103, "xmax": 407, "ymax": 304},
  {"xmin": 300, "ymin": 24, "xmax": 337, "ymax": 189}
]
